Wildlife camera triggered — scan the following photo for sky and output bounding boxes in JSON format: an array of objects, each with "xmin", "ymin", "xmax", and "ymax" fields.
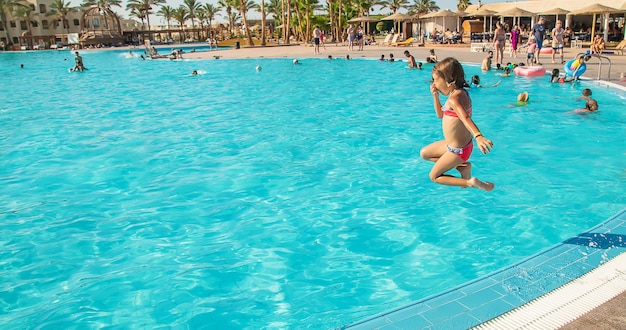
[{"xmin": 78, "ymin": 0, "xmax": 506, "ymax": 25}]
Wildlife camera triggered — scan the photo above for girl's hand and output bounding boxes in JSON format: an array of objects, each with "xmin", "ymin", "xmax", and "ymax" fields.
[
  {"xmin": 476, "ymin": 136, "xmax": 493, "ymax": 154},
  {"xmin": 430, "ymin": 83, "xmax": 439, "ymax": 95}
]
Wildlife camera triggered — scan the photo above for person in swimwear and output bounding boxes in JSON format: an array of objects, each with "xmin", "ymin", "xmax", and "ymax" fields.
[
  {"xmin": 493, "ymin": 22, "xmax": 506, "ymax": 65},
  {"xmin": 420, "ymin": 57, "xmax": 495, "ymax": 191},
  {"xmin": 573, "ymin": 98, "xmax": 598, "ymax": 113}
]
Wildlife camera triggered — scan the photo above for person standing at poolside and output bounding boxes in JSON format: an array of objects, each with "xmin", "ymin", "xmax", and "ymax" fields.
[
  {"xmin": 493, "ymin": 22, "xmax": 506, "ymax": 65},
  {"xmin": 532, "ymin": 16, "xmax": 546, "ymax": 65},
  {"xmin": 510, "ymin": 25, "xmax": 520, "ymax": 58},
  {"xmin": 347, "ymin": 25, "xmax": 356, "ymax": 51},
  {"xmin": 420, "ymin": 57, "xmax": 494, "ymax": 191},
  {"xmin": 313, "ymin": 26, "xmax": 322, "ymax": 55},
  {"xmin": 404, "ymin": 50, "xmax": 417, "ymax": 68},
  {"xmin": 551, "ymin": 20, "xmax": 565, "ymax": 64}
]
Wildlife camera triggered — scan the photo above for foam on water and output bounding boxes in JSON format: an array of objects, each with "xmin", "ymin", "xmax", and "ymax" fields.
[{"xmin": 1, "ymin": 50, "xmax": 625, "ymax": 328}]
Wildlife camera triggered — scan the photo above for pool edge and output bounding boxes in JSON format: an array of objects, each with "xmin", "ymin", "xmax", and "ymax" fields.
[{"xmin": 340, "ymin": 208, "xmax": 626, "ymax": 330}]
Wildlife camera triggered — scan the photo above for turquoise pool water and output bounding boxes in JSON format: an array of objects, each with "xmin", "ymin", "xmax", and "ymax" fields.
[{"xmin": 1, "ymin": 50, "xmax": 625, "ymax": 328}]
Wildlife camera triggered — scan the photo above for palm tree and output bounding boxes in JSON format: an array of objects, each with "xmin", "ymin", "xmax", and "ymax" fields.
[
  {"xmin": 48, "ymin": 0, "xmax": 73, "ymax": 35},
  {"xmin": 217, "ymin": 0, "xmax": 237, "ymax": 38},
  {"xmin": 457, "ymin": 0, "xmax": 470, "ymax": 11},
  {"xmin": 198, "ymin": 3, "xmax": 218, "ymax": 39},
  {"xmin": 381, "ymin": 0, "xmax": 407, "ymax": 14},
  {"xmin": 14, "ymin": 5, "xmax": 35, "ymax": 48},
  {"xmin": 238, "ymin": 0, "xmax": 257, "ymax": 46},
  {"xmin": 172, "ymin": 5, "xmax": 188, "ymax": 42},
  {"xmin": 407, "ymin": 0, "xmax": 438, "ymax": 42},
  {"xmin": 259, "ymin": 0, "xmax": 266, "ymax": 45},
  {"xmin": 183, "ymin": 0, "xmax": 200, "ymax": 39},
  {"xmin": 127, "ymin": 0, "xmax": 166, "ymax": 36},
  {"xmin": 157, "ymin": 5, "xmax": 174, "ymax": 40},
  {"xmin": 0, "ymin": 0, "xmax": 28, "ymax": 46}
]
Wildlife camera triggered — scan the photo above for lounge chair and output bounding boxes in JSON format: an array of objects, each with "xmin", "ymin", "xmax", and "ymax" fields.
[
  {"xmin": 389, "ymin": 34, "xmax": 399, "ymax": 46},
  {"xmin": 393, "ymin": 37, "xmax": 415, "ymax": 47},
  {"xmin": 609, "ymin": 40, "xmax": 626, "ymax": 55},
  {"xmin": 379, "ymin": 34, "xmax": 393, "ymax": 46}
]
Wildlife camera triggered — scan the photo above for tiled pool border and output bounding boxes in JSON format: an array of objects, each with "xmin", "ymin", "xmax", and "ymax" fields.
[{"xmin": 341, "ymin": 208, "xmax": 626, "ymax": 329}]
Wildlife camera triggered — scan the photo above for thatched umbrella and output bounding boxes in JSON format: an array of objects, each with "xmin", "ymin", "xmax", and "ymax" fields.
[
  {"xmin": 569, "ymin": 4, "xmax": 622, "ymax": 42},
  {"xmin": 468, "ymin": 7, "xmax": 497, "ymax": 34},
  {"xmin": 537, "ymin": 7, "xmax": 570, "ymax": 25},
  {"xmin": 421, "ymin": 9, "xmax": 459, "ymax": 33},
  {"xmin": 347, "ymin": 16, "xmax": 380, "ymax": 35},
  {"xmin": 381, "ymin": 13, "xmax": 412, "ymax": 36},
  {"xmin": 498, "ymin": 7, "xmax": 536, "ymax": 28}
]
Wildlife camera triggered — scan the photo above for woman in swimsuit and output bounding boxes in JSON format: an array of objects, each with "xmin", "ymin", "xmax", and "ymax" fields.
[
  {"xmin": 493, "ymin": 22, "xmax": 506, "ymax": 65},
  {"xmin": 420, "ymin": 57, "xmax": 495, "ymax": 191}
]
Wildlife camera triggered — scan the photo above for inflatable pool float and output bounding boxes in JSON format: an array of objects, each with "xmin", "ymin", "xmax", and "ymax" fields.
[
  {"xmin": 563, "ymin": 59, "xmax": 587, "ymax": 77},
  {"xmin": 513, "ymin": 66, "xmax": 546, "ymax": 77},
  {"xmin": 539, "ymin": 47, "xmax": 553, "ymax": 55}
]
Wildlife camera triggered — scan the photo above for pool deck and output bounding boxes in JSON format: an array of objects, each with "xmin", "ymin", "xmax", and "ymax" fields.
[
  {"xmin": 177, "ymin": 41, "xmax": 626, "ymax": 88},
  {"xmin": 65, "ymin": 41, "xmax": 626, "ymax": 328}
]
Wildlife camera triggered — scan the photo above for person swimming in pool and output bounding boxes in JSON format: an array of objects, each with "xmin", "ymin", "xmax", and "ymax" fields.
[
  {"xmin": 574, "ymin": 98, "xmax": 599, "ymax": 113},
  {"xmin": 420, "ymin": 57, "xmax": 495, "ymax": 191}
]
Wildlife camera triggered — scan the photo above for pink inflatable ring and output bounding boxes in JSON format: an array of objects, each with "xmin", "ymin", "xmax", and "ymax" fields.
[{"xmin": 513, "ymin": 66, "xmax": 546, "ymax": 77}]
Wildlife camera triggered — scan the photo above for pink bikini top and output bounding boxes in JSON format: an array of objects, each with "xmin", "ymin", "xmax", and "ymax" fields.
[{"xmin": 442, "ymin": 104, "xmax": 472, "ymax": 118}]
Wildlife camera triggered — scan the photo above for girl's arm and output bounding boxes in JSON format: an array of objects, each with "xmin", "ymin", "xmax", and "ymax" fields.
[{"xmin": 430, "ymin": 83, "xmax": 443, "ymax": 118}]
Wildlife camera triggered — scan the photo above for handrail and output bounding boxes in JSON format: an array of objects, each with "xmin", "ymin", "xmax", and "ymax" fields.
[{"xmin": 575, "ymin": 52, "xmax": 612, "ymax": 81}]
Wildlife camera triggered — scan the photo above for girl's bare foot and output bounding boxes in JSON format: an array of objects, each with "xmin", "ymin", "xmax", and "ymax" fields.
[{"xmin": 468, "ymin": 177, "xmax": 495, "ymax": 191}]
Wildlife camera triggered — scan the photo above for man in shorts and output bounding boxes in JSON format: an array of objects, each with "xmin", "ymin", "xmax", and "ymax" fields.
[
  {"xmin": 532, "ymin": 16, "xmax": 546, "ymax": 64},
  {"xmin": 313, "ymin": 26, "xmax": 322, "ymax": 54}
]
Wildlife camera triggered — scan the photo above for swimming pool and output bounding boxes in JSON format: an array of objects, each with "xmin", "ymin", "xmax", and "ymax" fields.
[{"xmin": 1, "ymin": 50, "xmax": 625, "ymax": 328}]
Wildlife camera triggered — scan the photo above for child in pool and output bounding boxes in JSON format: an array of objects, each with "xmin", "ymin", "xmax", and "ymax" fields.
[
  {"xmin": 426, "ymin": 49, "xmax": 438, "ymax": 63},
  {"xmin": 580, "ymin": 88, "xmax": 592, "ymax": 100},
  {"xmin": 420, "ymin": 57, "xmax": 494, "ymax": 191},
  {"xmin": 574, "ymin": 98, "xmax": 599, "ymax": 113},
  {"xmin": 470, "ymin": 75, "xmax": 501, "ymax": 88},
  {"xmin": 570, "ymin": 54, "xmax": 585, "ymax": 70}
]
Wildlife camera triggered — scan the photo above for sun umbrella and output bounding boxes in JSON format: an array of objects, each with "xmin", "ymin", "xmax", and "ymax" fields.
[
  {"xmin": 347, "ymin": 16, "xmax": 380, "ymax": 34},
  {"xmin": 569, "ymin": 4, "xmax": 622, "ymax": 41},
  {"xmin": 498, "ymin": 7, "xmax": 535, "ymax": 28},
  {"xmin": 420, "ymin": 9, "xmax": 459, "ymax": 33},
  {"xmin": 381, "ymin": 13, "xmax": 412, "ymax": 35},
  {"xmin": 537, "ymin": 7, "xmax": 570, "ymax": 26},
  {"xmin": 466, "ymin": 7, "xmax": 496, "ymax": 34},
  {"xmin": 347, "ymin": 16, "xmax": 380, "ymax": 23}
]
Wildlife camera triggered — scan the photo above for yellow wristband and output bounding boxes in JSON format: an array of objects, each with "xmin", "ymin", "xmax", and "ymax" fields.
[{"xmin": 474, "ymin": 132, "xmax": 483, "ymax": 138}]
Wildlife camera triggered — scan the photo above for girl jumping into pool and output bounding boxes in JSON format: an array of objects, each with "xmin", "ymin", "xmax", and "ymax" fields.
[{"xmin": 420, "ymin": 57, "xmax": 495, "ymax": 191}]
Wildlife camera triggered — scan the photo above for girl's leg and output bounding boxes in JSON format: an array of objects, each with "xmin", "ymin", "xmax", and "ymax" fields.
[
  {"xmin": 430, "ymin": 151, "xmax": 495, "ymax": 191},
  {"xmin": 420, "ymin": 140, "xmax": 447, "ymax": 162}
]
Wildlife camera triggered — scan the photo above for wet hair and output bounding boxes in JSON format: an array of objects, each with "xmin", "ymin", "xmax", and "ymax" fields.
[
  {"xmin": 432, "ymin": 57, "xmax": 466, "ymax": 89},
  {"xmin": 586, "ymin": 99, "xmax": 598, "ymax": 111},
  {"xmin": 582, "ymin": 88, "xmax": 592, "ymax": 96},
  {"xmin": 417, "ymin": 62, "xmax": 423, "ymax": 69},
  {"xmin": 471, "ymin": 75, "xmax": 480, "ymax": 85},
  {"xmin": 504, "ymin": 67, "xmax": 511, "ymax": 74},
  {"xmin": 389, "ymin": 53, "xmax": 394, "ymax": 58},
  {"xmin": 551, "ymin": 68, "xmax": 559, "ymax": 77},
  {"xmin": 496, "ymin": 63, "xmax": 502, "ymax": 70}
]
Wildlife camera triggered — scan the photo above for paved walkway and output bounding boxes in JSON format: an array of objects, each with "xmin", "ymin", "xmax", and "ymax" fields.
[{"xmin": 182, "ymin": 42, "xmax": 626, "ymax": 87}]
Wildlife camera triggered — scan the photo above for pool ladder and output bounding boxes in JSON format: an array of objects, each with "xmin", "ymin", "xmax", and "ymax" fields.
[{"xmin": 576, "ymin": 52, "xmax": 612, "ymax": 81}]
